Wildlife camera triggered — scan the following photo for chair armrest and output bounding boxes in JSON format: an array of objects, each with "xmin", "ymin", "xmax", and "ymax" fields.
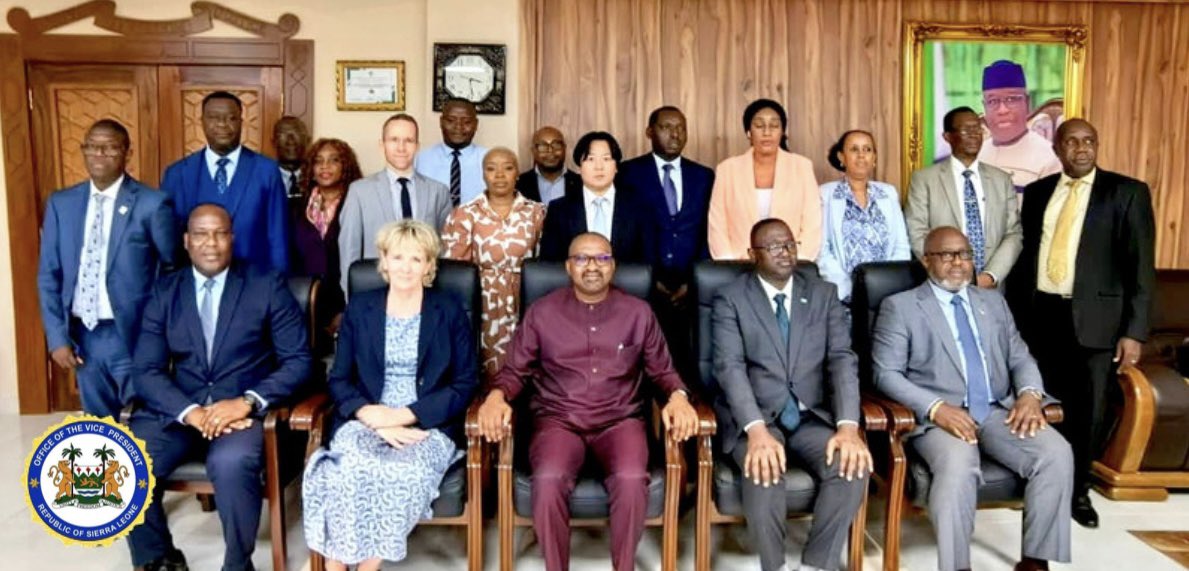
[
  {"xmin": 861, "ymin": 390, "xmax": 916, "ymax": 435},
  {"xmin": 288, "ymin": 392, "xmax": 332, "ymax": 431},
  {"xmin": 496, "ymin": 408, "xmax": 516, "ymax": 471},
  {"xmin": 695, "ymin": 400, "xmax": 717, "ymax": 437},
  {"xmin": 464, "ymin": 398, "xmax": 484, "ymax": 438},
  {"xmin": 1098, "ymin": 363, "xmax": 1175, "ymax": 471},
  {"xmin": 1043, "ymin": 403, "xmax": 1064, "ymax": 424},
  {"xmin": 859, "ymin": 398, "xmax": 888, "ymax": 432}
]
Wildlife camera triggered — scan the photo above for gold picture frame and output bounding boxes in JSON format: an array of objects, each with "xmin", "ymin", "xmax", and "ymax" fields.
[
  {"xmin": 336, "ymin": 60, "xmax": 406, "ymax": 111},
  {"xmin": 901, "ymin": 22, "xmax": 1088, "ymax": 192}
]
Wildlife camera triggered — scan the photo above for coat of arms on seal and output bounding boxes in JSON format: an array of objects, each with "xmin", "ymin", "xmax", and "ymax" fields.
[{"xmin": 25, "ymin": 415, "xmax": 154, "ymax": 546}]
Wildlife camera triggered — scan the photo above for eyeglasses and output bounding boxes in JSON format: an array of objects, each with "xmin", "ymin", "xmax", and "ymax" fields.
[
  {"xmin": 569, "ymin": 253, "xmax": 614, "ymax": 267},
  {"xmin": 79, "ymin": 144, "xmax": 124, "ymax": 157},
  {"xmin": 188, "ymin": 229, "xmax": 231, "ymax": 245},
  {"xmin": 925, "ymin": 249, "xmax": 974, "ymax": 263},
  {"xmin": 533, "ymin": 141, "xmax": 565, "ymax": 152},
  {"xmin": 983, "ymin": 94, "xmax": 1027, "ymax": 108},
  {"xmin": 752, "ymin": 240, "xmax": 799, "ymax": 256}
]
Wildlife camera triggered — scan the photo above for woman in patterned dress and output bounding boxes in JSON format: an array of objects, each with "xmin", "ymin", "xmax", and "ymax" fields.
[
  {"xmin": 817, "ymin": 130, "xmax": 911, "ymax": 304},
  {"xmin": 442, "ymin": 147, "xmax": 546, "ymax": 376},
  {"xmin": 302, "ymin": 220, "xmax": 478, "ymax": 570}
]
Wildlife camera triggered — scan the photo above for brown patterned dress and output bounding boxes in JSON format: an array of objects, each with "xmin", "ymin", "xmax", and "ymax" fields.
[{"xmin": 441, "ymin": 193, "xmax": 546, "ymax": 376}]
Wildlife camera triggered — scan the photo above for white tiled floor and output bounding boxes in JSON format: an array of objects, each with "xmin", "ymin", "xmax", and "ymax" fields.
[{"xmin": 9, "ymin": 413, "xmax": 1189, "ymax": 570}]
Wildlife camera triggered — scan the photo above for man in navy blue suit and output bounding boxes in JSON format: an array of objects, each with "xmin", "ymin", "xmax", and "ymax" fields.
[
  {"xmin": 161, "ymin": 91, "xmax": 289, "ymax": 273},
  {"xmin": 127, "ymin": 204, "xmax": 311, "ymax": 571},
  {"xmin": 618, "ymin": 106, "xmax": 715, "ymax": 388},
  {"xmin": 37, "ymin": 119, "xmax": 176, "ymax": 419}
]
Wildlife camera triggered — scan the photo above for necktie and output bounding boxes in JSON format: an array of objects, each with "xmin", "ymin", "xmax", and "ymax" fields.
[
  {"xmin": 215, "ymin": 157, "xmax": 230, "ymax": 194},
  {"xmin": 75, "ymin": 194, "xmax": 107, "ymax": 330},
  {"xmin": 961, "ymin": 170, "xmax": 986, "ymax": 273},
  {"xmin": 287, "ymin": 171, "xmax": 299, "ymax": 198},
  {"xmin": 592, "ymin": 196, "xmax": 609, "ymax": 239},
  {"xmin": 398, "ymin": 177, "xmax": 413, "ymax": 220},
  {"xmin": 774, "ymin": 292, "xmax": 800, "ymax": 432},
  {"xmin": 661, "ymin": 164, "xmax": 679, "ymax": 216},
  {"xmin": 1046, "ymin": 179, "xmax": 1082, "ymax": 285},
  {"xmin": 200, "ymin": 278, "xmax": 216, "ymax": 361},
  {"xmin": 449, "ymin": 149, "xmax": 462, "ymax": 206},
  {"xmin": 951, "ymin": 295, "xmax": 990, "ymax": 423}
]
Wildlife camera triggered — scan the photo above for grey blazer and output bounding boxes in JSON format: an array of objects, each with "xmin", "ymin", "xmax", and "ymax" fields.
[
  {"xmin": 711, "ymin": 270, "xmax": 861, "ymax": 455},
  {"xmin": 904, "ymin": 160, "xmax": 1022, "ymax": 282},
  {"xmin": 337, "ymin": 170, "xmax": 452, "ymax": 293},
  {"xmin": 871, "ymin": 282, "xmax": 1044, "ymax": 432}
]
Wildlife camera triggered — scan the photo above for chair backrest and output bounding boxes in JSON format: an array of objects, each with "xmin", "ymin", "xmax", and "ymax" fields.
[
  {"xmin": 348, "ymin": 258, "xmax": 482, "ymax": 335},
  {"xmin": 849, "ymin": 261, "xmax": 927, "ymax": 386},
  {"xmin": 692, "ymin": 260, "xmax": 819, "ymax": 396},
  {"xmin": 1152, "ymin": 270, "xmax": 1189, "ymax": 332},
  {"xmin": 285, "ymin": 276, "xmax": 316, "ymax": 350},
  {"xmin": 519, "ymin": 259, "xmax": 653, "ymax": 316}
]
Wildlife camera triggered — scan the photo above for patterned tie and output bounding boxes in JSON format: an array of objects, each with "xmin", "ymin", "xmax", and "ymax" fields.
[
  {"xmin": 200, "ymin": 278, "xmax": 216, "ymax": 361},
  {"xmin": 1046, "ymin": 179, "xmax": 1083, "ymax": 285},
  {"xmin": 74, "ymin": 194, "xmax": 107, "ymax": 330},
  {"xmin": 951, "ymin": 295, "xmax": 991, "ymax": 424},
  {"xmin": 215, "ymin": 157, "xmax": 230, "ymax": 194},
  {"xmin": 449, "ymin": 149, "xmax": 462, "ymax": 206},
  {"xmin": 398, "ymin": 177, "xmax": 413, "ymax": 220},
  {"xmin": 774, "ymin": 292, "xmax": 800, "ymax": 432},
  {"xmin": 661, "ymin": 164, "xmax": 679, "ymax": 216},
  {"xmin": 592, "ymin": 196, "xmax": 610, "ymax": 239},
  {"xmin": 961, "ymin": 170, "xmax": 986, "ymax": 273}
]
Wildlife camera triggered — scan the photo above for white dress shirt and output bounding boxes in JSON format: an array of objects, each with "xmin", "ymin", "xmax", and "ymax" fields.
[
  {"xmin": 583, "ymin": 185, "xmax": 617, "ymax": 240},
  {"xmin": 652, "ymin": 154, "xmax": 684, "ymax": 211},
  {"xmin": 72, "ymin": 175, "xmax": 124, "ymax": 321},
  {"xmin": 205, "ymin": 145, "xmax": 244, "ymax": 186}
]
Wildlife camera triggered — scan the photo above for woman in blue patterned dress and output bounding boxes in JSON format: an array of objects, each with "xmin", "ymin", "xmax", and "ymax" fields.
[
  {"xmin": 817, "ymin": 130, "xmax": 911, "ymax": 304},
  {"xmin": 302, "ymin": 219, "xmax": 478, "ymax": 570}
]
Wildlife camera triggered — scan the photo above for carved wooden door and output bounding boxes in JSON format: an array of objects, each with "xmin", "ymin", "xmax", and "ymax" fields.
[{"xmin": 158, "ymin": 65, "xmax": 284, "ymax": 167}]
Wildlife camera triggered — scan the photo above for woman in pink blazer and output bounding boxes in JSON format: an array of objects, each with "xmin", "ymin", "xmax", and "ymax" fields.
[{"xmin": 708, "ymin": 99, "xmax": 822, "ymax": 260}]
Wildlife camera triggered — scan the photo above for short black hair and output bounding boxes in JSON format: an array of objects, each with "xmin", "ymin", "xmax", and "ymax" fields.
[
  {"xmin": 381, "ymin": 113, "xmax": 419, "ymax": 139},
  {"xmin": 749, "ymin": 218, "xmax": 792, "ymax": 247},
  {"xmin": 572, "ymin": 131, "xmax": 623, "ymax": 165},
  {"xmin": 942, "ymin": 106, "xmax": 977, "ymax": 133},
  {"xmin": 827, "ymin": 129, "xmax": 875, "ymax": 172},
  {"xmin": 742, "ymin": 98, "xmax": 789, "ymax": 151},
  {"xmin": 647, "ymin": 105, "xmax": 683, "ymax": 127},
  {"xmin": 87, "ymin": 118, "xmax": 130, "ymax": 149},
  {"xmin": 202, "ymin": 91, "xmax": 243, "ymax": 112}
]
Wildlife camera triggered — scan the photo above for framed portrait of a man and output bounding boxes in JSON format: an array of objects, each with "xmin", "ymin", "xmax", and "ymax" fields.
[{"xmin": 901, "ymin": 23, "xmax": 1088, "ymax": 196}]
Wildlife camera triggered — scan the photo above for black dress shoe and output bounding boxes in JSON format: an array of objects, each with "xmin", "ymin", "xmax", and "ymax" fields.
[{"xmin": 1072, "ymin": 495, "xmax": 1099, "ymax": 528}]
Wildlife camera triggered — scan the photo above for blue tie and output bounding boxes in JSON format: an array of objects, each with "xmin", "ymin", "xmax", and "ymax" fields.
[
  {"xmin": 961, "ymin": 170, "xmax": 986, "ymax": 273},
  {"xmin": 774, "ymin": 293, "xmax": 800, "ymax": 432},
  {"xmin": 74, "ymin": 194, "xmax": 107, "ymax": 329},
  {"xmin": 951, "ymin": 295, "xmax": 991, "ymax": 423},
  {"xmin": 661, "ymin": 164, "xmax": 679, "ymax": 216},
  {"xmin": 592, "ymin": 197, "xmax": 609, "ymax": 239},
  {"xmin": 215, "ymin": 157, "xmax": 230, "ymax": 194}
]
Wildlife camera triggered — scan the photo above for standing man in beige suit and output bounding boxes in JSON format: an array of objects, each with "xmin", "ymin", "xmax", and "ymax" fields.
[{"xmin": 906, "ymin": 106, "xmax": 1022, "ymax": 288}]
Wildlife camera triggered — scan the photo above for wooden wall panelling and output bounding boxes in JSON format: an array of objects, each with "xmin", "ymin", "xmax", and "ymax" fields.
[{"xmin": 283, "ymin": 39, "xmax": 314, "ymax": 127}]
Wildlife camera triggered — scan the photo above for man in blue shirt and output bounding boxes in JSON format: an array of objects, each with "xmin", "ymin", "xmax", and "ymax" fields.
[{"xmin": 414, "ymin": 98, "xmax": 488, "ymax": 206}]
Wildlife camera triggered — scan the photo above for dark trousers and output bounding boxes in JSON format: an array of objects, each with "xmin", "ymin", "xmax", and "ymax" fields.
[
  {"xmin": 127, "ymin": 414, "xmax": 263, "ymax": 571},
  {"xmin": 71, "ymin": 319, "xmax": 131, "ymax": 419},
  {"xmin": 529, "ymin": 417, "xmax": 649, "ymax": 571},
  {"xmin": 1029, "ymin": 293, "xmax": 1116, "ymax": 497},
  {"xmin": 730, "ymin": 416, "xmax": 868, "ymax": 571}
]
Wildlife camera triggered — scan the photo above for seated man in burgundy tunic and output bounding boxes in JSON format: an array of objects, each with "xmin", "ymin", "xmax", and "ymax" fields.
[{"xmin": 477, "ymin": 232, "xmax": 698, "ymax": 571}]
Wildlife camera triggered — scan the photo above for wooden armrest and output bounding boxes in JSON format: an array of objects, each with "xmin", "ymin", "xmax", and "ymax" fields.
[
  {"xmin": 464, "ymin": 398, "xmax": 484, "ymax": 438},
  {"xmin": 862, "ymin": 391, "xmax": 916, "ymax": 435},
  {"xmin": 1042, "ymin": 403, "xmax": 1063, "ymax": 424},
  {"xmin": 496, "ymin": 408, "xmax": 516, "ymax": 470},
  {"xmin": 858, "ymin": 397, "xmax": 888, "ymax": 432},
  {"xmin": 694, "ymin": 400, "xmax": 717, "ymax": 437},
  {"xmin": 288, "ymin": 392, "xmax": 331, "ymax": 431}
]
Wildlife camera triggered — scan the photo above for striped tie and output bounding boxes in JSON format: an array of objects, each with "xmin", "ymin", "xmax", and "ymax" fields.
[{"xmin": 449, "ymin": 149, "xmax": 462, "ymax": 206}]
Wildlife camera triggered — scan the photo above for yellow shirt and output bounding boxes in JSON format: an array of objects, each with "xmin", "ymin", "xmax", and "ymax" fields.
[{"xmin": 1037, "ymin": 168, "xmax": 1097, "ymax": 296}]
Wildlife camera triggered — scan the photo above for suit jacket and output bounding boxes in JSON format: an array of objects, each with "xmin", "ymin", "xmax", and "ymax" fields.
[
  {"xmin": 537, "ymin": 187, "xmax": 650, "ymax": 263},
  {"xmin": 711, "ymin": 268, "xmax": 860, "ymax": 454},
  {"xmin": 337, "ymin": 170, "xmax": 452, "ymax": 293},
  {"xmin": 1008, "ymin": 169, "xmax": 1156, "ymax": 349},
  {"xmin": 708, "ymin": 148, "xmax": 822, "ymax": 261},
  {"xmin": 515, "ymin": 168, "xmax": 582, "ymax": 204},
  {"xmin": 290, "ymin": 196, "xmax": 346, "ymax": 353},
  {"xmin": 904, "ymin": 160, "xmax": 1022, "ymax": 282},
  {"xmin": 161, "ymin": 147, "xmax": 290, "ymax": 273},
  {"xmin": 618, "ymin": 154, "xmax": 715, "ymax": 287},
  {"xmin": 132, "ymin": 264, "xmax": 312, "ymax": 425},
  {"xmin": 817, "ymin": 179, "xmax": 912, "ymax": 301},
  {"xmin": 326, "ymin": 287, "xmax": 478, "ymax": 446},
  {"xmin": 872, "ymin": 282, "xmax": 1043, "ymax": 431},
  {"xmin": 38, "ymin": 176, "xmax": 177, "ymax": 352}
]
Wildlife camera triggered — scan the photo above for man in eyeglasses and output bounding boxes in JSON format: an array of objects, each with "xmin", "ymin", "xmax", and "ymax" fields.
[
  {"xmin": 906, "ymin": 106, "xmax": 1022, "ymax": 290},
  {"xmin": 977, "ymin": 60, "xmax": 1063, "ymax": 192},
  {"xmin": 515, "ymin": 126, "xmax": 582, "ymax": 204},
  {"xmin": 712, "ymin": 218, "xmax": 870, "ymax": 571},
  {"xmin": 873, "ymin": 225, "xmax": 1073, "ymax": 571},
  {"xmin": 37, "ymin": 118, "xmax": 177, "ymax": 419},
  {"xmin": 476, "ymin": 232, "xmax": 698, "ymax": 571}
]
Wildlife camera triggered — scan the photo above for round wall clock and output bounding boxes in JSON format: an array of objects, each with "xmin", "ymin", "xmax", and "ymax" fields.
[{"xmin": 433, "ymin": 43, "xmax": 507, "ymax": 115}]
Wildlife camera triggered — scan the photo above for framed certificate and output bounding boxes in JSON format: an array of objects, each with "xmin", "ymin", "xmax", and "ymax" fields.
[{"xmin": 336, "ymin": 60, "xmax": 406, "ymax": 111}]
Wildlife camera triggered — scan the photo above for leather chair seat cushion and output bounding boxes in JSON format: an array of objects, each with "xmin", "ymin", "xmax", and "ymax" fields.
[
  {"xmin": 711, "ymin": 458, "xmax": 818, "ymax": 516},
  {"xmin": 905, "ymin": 448, "xmax": 1025, "ymax": 506},
  {"xmin": 512, "ymin": 455, "xmax": 667, "ymax": 519},
  {"xmin": 430, "ymin": 457, "xmax": 467, "ymax": 518}
]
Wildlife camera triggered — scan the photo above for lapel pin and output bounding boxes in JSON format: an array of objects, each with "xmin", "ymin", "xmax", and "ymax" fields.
[{"xmin": 118, "ymin": 205, "xmax": 129, "ymax": 216}]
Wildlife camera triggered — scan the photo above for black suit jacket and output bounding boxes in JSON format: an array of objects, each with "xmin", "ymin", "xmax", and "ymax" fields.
[
  {"xmin": 515, "ymin": 168, "xmax": 582, "ymax": 204},
  {"xmin": 618, "ymin": 154, "xmax": 715, "ymax": 287},
  {"xmin": 538, "ymin": 188, "xmax": 650, "ymax": 263},
  {"xmin": 1009, "ymin": 169, "xmax": 1155, "ymax": 349}
]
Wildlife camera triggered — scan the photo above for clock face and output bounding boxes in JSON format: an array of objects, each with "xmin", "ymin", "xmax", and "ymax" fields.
[{"xmin": 443, "ymin": 54, "xmax": 495, "ymax": 103}]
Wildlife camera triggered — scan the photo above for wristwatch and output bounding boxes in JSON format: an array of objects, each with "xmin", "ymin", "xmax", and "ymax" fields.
[{"xmin": 242, "ymin": 394, "xmax": 262, "ymax": 414}]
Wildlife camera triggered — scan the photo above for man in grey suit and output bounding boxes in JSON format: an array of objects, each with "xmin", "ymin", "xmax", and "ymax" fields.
[
  {"xmin": 906, "ymin": 106, "xmax": 1022, "ymax": 289},
  {"xmin": 712, "ymin": 218, "xmax": 872, "ymax": 571},
  {"xmin": 337, "ymin": 113, "xmax": 452, "ymax": 293},
  {"xmin": 873, "ymin": 226, "xmax": 1072, "ymax": 571}
]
